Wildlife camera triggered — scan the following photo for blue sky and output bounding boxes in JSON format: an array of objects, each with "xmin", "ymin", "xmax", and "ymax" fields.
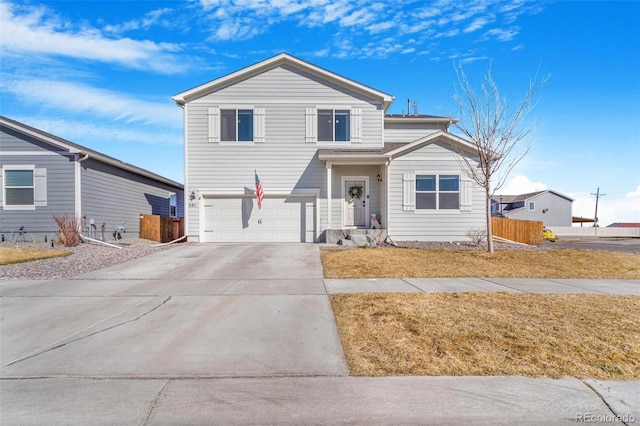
[{"xmin": 1, "ymin": 0, "xmax": 638, "ymax": 225}]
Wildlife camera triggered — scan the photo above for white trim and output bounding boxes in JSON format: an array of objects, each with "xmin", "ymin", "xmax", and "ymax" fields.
[
  {"xmin": 414, "ymin": 172, "xmax": 462, "ymax": 212},
  {"xmin": 184, "ymin": 103, "xmax": 190, "ymax": 238},
  {"xmin": 326, "ymin": 162, "xmax": 332, "ymax": 229},
  {"xmin": 0, "ymin": 117, "xmax": 81, "ymax": 153},
  {"xmin": 0, "ymin": 151, "xmax": 73, "ymax": 156},
  {"xmin": 172, "ymin": 53, "xmax": 394, "ymax": 110},
  {"xmin": 341, "ymin": 176, "xmax": 369, "ymax": 228},
  {"xmin": 75, "ymin": 154, "xmax": 82, "ymax": 216}
]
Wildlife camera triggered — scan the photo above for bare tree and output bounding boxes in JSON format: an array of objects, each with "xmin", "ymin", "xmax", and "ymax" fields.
[{"xmin": 451, "ymin": 62, "xmax": 549, "ymax": 252}]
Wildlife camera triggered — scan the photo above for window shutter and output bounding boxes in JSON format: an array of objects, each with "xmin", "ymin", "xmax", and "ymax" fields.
[
  {"xmin": 208, "ymin": 107, "xmax": 220, "ymax": 143},
  {"xmin": 254, "ymin": 107, "xmax": 265, "ymax": 143},
  {"xmin": 460, "ymin": 175, "xmax": 472, "ymax": 212},
  {"xmin": 402, "ymin": 172, "xmax": 415, "ymax": 212},
  {"xmin": 305, "ymin": 107, "xmax": 317, "ymax": 143},
  {"xmin": 350, "ymin": 107, "xmax": 362, "ymax": 143},
  {"xmin": 34, "ymin": 168, "xmax": 47, "ymax": 207}
]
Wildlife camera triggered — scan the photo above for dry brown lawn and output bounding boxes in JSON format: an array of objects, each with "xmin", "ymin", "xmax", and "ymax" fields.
[
  {"xmin": 321, "ymin": 248, "xmax": 640, "ymax": 279},
  {"xmin": 331, "ymin": 292, "xmax": 640, "ymax": 379},
  {"xmin": 0, "ymin": 248, "xmax": 71, "ymax": 265}
]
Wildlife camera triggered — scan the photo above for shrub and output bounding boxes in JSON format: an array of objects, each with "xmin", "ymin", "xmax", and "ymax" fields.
[
  {"xmin": 52, "ymin": 213, "xmax": 82, "ymax": 247},
  {"xmin": 466, "ymin": 227, "xmax": 487, "ymax": 247}
]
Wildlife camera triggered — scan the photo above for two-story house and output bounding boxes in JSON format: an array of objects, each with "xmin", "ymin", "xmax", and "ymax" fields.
[{"xmin": 173, "ymin": 53, "xmax": 485, "ymax": 243}]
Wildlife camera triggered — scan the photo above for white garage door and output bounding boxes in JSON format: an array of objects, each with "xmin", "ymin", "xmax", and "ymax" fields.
[{"xmin": 202, "ymin": 196, "xmax": 316, "ymax": 242}]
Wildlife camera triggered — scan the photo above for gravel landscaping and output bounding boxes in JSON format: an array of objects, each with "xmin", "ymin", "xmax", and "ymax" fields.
[{"xmin": 0, "ymin": 239, "xmax": 182, "ymax": 280}]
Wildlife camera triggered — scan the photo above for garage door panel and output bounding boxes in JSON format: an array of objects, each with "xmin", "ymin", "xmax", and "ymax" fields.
[{"xmin": 203, "ymin": 196, "xmax": 315, "ymax": 242}]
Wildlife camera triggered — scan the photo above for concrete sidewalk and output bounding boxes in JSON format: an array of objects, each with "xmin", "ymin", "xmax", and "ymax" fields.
[
  {"xmin": 324, "ymin": 277, "xmax": 640, "ymax": 294},
  {"xmin": 1, "ymin": 244, "xmax": 638, "ymax": 424}
]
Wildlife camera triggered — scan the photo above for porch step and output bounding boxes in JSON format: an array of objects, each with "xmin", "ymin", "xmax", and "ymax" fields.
[{"xmin": 325, "ymin": 229, "xmax": 388, "ymax": 245}]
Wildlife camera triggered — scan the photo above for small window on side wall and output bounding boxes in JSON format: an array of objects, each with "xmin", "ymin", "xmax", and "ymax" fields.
[
  {"xmin": 528, "ymin": 201, "xmax": 535, "ymax": 211},
  {"xmin": 5, "ymin": 169, "xmax": 34, "ymax": 206},
  {"xmin": 169, "ymin": 193, "xmax": 177, "ymax": 218}
]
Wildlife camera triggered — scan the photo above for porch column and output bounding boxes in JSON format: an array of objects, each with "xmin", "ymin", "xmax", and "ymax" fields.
[{"xmin": 326, "ymin": 162, "xmax": 332, "ymax": 229}]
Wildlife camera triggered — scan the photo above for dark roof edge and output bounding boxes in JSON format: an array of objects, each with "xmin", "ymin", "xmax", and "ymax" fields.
[{"xmin": 0, "ymin": 115, "xmax": 183, "ymax": 189}]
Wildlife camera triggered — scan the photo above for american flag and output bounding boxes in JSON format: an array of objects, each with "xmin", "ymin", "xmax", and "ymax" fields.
[{"xmin": 255, "ymin": 170, "xmax": 264, "ymax": 210}]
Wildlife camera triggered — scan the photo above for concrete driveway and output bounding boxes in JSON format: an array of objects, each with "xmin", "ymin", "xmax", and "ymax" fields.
[
  {"xmin": 0, "ymin": 243, "xmax": 346, "ymax": 378},
  {"xmin": 1, "ymin": 243, "xmax": 637, "ymax": 425}
]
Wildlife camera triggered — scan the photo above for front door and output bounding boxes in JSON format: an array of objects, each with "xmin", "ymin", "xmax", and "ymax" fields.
[{"xmin": 344, "ymin": 179, "xmax": 367, "ymax": 227}]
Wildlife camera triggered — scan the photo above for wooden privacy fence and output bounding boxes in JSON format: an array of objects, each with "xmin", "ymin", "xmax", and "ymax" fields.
[
  {"xmin": 492, "ymin": 217, "xmax": 543, "ymax": 246},
  {"xmin": 139, "ymin": 214, "xmax": 184, "ymax": 243}
]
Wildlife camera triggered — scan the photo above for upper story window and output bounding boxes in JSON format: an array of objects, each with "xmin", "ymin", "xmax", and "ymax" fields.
[
  {"xmin": 305, "ymin": 107, "xmax": 362, "ymax": 144},
  {"xmin": 528, "ymin": 201, "xmax": 535, "ymax": 211},
  {"xmin": 207, "ymin": 107, "xmax": 265, "ymax": 143},
  {"xmin": 416, "ymin": 174, "xmax": 460, "ymax": 210},
  {"xmin": 318, "ymin": 109, "xmax": 350, "ymax": 142},
  {"xmin": 221, "ymin": 109, "xmax": 254, "ymax": 142}
]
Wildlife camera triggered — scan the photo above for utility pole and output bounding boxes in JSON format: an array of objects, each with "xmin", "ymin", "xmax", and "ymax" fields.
[{"xmin": 591, "ymin": 187, "xmax": 606, "ymax": 228}]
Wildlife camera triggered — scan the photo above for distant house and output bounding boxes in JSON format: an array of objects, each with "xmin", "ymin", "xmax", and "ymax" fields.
[
  {"xmin": 1, "ymin": 115, "xmax": 184, "ymax": 242},
  {"xmin": 607, "ymin": 222, "xmax": 640, "ymax": 228},
  {"xmin": 491, "ymin": 190, "xmax": 573, "ymax": 226},
  {"xmin": 172, "ymin": 53, "xmax": 486, "ymax": 243}
]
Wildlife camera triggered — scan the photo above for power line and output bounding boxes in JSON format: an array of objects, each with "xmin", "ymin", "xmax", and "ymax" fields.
[{"xmin": 591, "ymin": 187, "xmax": 606, "ymax": 227}]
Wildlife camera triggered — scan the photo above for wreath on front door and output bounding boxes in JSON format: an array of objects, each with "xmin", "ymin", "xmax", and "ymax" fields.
[{"xmin": 348, "ymin": 185, "xmax": 363, "ymax": 199}]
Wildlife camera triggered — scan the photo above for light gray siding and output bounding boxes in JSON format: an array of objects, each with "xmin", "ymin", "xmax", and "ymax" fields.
[
  {"xmin": 387, "ymin": 140, "xmax": 485, "ymax": 241},
  {"xmin": 184, "ymin": 65, "xmax": 385, "ymax": 241},
  {"xmin": 81, "ymin": 158, "xmax": 184, "ymax": 239},
  {"xmin": 384, "ymin": 123, "xmax": 443, "ymax": 143},
  {"xmin": 1, "ymin": 125, "xmax": 76, "ymax": 241},
  {"xmin": 505, "ymin": 192, "xmax": 572, "ymax": 226}
]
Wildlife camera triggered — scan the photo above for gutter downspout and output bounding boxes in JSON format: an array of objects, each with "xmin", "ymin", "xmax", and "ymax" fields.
[{"xmin": 75, "ymin": 153, "xmax": 90, "ymax": 218}]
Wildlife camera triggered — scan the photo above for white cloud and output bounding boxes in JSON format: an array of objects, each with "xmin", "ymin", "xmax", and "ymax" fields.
[
  {"xmin": 2, "ymin": 78, "xmax": 181, "ymax": 129},
  {"xmin": 498, "ymin": 174, "xmax": 548, "ymax": 194},
  {"xmin": 0, "ymin": 2, "xmax": 186, "ymax": 74},
  {"xmin": 626, "ymin": 185, "xmax": 640, "ymax": 198},
  {"xmin": 569, "ymin": 189, "xmax": 640, "ymax": 226},
  {"xmin": 192, "ymin": 0, "xmax": 542, "ymax": 59},
  {"xmin": 482, "ymin": 27, "xmax": 520, "ymax": 41},
  {"xmin": 464, "ymin": 17, "xmax": 490, "ymax": 33},
  {"xmin": 17, "ymin": 117, "xmax": 183, "ymax": 147}
]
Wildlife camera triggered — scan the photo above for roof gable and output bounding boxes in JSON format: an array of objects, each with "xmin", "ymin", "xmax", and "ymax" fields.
[
  {"xmin": 172, "ymin": 53, "xmax": 394, "ymax": 110},
  {"xmin": 385, "ymin": 130, "xmax": 479, "ymax": 159}
]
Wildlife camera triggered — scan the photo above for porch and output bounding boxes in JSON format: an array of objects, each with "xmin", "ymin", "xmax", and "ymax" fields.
[{"xmin": 324, "ymin": 228, "xmax": 388, "ymax": 244}]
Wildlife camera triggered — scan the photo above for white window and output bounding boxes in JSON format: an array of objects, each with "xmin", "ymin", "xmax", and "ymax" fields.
[
  {"xmin": 207, "ymin": 107, "xmax": 265, "ymax": 143},
  {"xmin": 318, "ymin": 109, "xmax": 350, "ymax": 142},
  {"xmin": 2, "ymin": 165, "xmax": 47, "ymax": 210},
  {"xmin": 528, "ymin": 201, "xmax": 535, "ymax": 211},
  {"xmin": 221, "ymin": 109, "xmax": 253, "ymax": 141},
  {"xmin": 305, "ymin": 107, "xmax": 362, "ymax": 143},
  {"xmin": 415, "ymin": 174, "xmax": 459, "ymax": 210},
  {"xmin": 404, "ymin": 172, "xmax": 471, "ymax": 213}
]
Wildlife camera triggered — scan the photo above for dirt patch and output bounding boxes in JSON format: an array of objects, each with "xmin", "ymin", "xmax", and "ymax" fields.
[{"xmin": 330, "ymin": 292, "xmax": 640, "ymax": 379}]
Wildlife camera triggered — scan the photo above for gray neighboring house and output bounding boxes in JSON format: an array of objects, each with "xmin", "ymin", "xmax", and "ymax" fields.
[
  {"xmin": 0, "ymin": 115, "xmax": 184, "ymax": 242},
  {"xmin": 492, "ymin": 190, "xmax": 573, "ymax": 226},
  {"xmin": 173, "ymin": 53, "xmax": 486, "ymax": 243}
]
